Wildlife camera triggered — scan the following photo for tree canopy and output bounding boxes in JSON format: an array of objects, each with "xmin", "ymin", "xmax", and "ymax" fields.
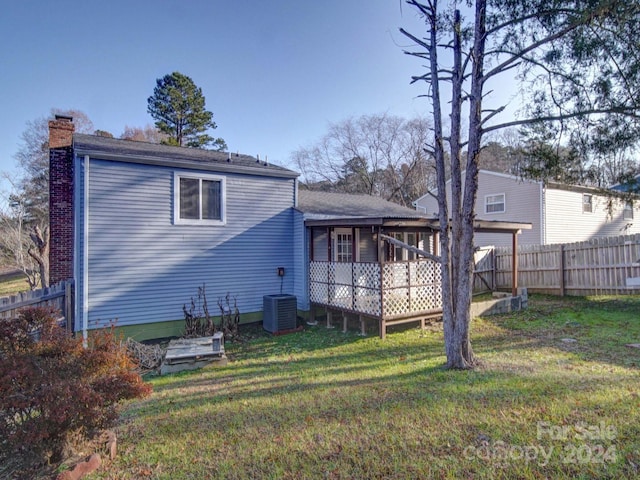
[
  {"xmin": 147, "ymin": 72, "xmax": 226, "ymax": 150},
  {"xmin": 292, "ymin": 113, "xmax": 433, "ymax": 206},
  {"xmin": 401, "ymin": 0, "xmax": 640, "ymax": 368},
  {"xmin": 1, "ymin": 109, "xmax": 93, "ymax": 288}
]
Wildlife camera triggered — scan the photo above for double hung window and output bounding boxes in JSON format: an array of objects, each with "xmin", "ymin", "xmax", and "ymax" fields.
[
  {"xmin": 174, "ymin": 173, "xmax": 226, "ymax": 225},
  {"xmin": 485, "ymin": 193, "xmax": 505, "ymax": 214}
]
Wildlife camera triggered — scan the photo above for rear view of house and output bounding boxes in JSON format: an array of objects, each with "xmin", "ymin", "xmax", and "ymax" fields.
[
  {"xmin": 49, "ymin": 116, "xmax": 299, "ymax": 340},
  {"xmin": 49, "ymin": 118, "xmax": 532, "ymax": 340}
]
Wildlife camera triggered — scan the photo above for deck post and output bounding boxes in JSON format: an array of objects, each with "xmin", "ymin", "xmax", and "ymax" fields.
[
  {"xmin": 512, "ymin": 232, "xmax": 519, "ymax": 297},
  {"xmin": 342, "ymin": 313, "xmax": 348, "ymax": 333},
  {"xmin": 326, "ymin": 308, "xmax": 334, "ymax": 329},
  {"xmin": 309, "ymin": 305, "xmax": 317, "ymax": 325},
  {"xmin": 378, "ymin": 226, "xmax": 385, "ymax": 339},
  {"xmin": 359, "ymin": 315, "xmax": 366, "ymax": 336}
]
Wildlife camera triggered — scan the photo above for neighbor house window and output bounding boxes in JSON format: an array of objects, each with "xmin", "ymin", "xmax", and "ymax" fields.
[
  {"xmin": 174, "ymin": 173, "xmax": 226, "ymax": 225},
  {"xmin": 624, "ymin": 201, "xmax": 634, "ymax": 220},
  {"xmin": 485, "ymin": 193, "xmax": 505, "ymax": 214},
  {"xmin": 583, "ymin": 194, "xmax": 593, "ymax": 213}
]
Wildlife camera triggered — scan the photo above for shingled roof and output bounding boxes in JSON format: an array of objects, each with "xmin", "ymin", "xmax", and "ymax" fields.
[
  {"xmin": 297, "ymin": 190, "xmax": 428, "ymax": 220},
  {"xmin": 72, "ymin": 133, "xmax": 299, "ymax": 179}
]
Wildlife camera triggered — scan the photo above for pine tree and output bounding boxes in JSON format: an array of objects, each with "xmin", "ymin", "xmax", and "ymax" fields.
[{"xmin": 147, "ymin": 72, "xmax": 226, "ymax": 150}]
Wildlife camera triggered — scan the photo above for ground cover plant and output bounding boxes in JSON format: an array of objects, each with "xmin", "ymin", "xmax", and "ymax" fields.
[
  {"xmin": 88, "ymin": 295, "xmax": 639, "ymax": 479},
  {"xmin": 0, "ymin": 307, "xmax": 152, "ymax": 478}
]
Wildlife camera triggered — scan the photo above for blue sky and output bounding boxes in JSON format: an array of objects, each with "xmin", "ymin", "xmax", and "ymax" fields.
[{"xmin": 0, "ymin": 0, "xmax": 517, "ymax": 187}]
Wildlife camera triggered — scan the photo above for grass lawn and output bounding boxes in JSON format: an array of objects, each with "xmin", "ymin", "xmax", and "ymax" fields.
[
  {"xmin": 0, "ymin": 271, "xmax": 29, "ymax": 297},
  {"xmin": 87, "ymin": 295, "xmax": 640, "ymax": 479}
]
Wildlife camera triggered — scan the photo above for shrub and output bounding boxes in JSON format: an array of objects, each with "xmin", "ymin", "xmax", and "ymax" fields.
[
  {"xmin": 182, "ymin": 284, "xmax": 240, "ymax": 339},
  {"xmin": 0, "ymin": 307, "xmax": 152, "ymax": 463},
  {"xmin": 182, "ymin": 284, "xmax": 215, "ymax": 337}
]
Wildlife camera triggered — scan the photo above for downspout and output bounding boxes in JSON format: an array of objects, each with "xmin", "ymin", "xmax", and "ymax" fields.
[
  {"xmin": 73, "ymin": 154, "xmax": 80, "ymax": 335},
  {"xmin": 83, "ymin": 155, "xmax": 90, "ymax": 347},
  {"xmin": 540, "ymin": 181, "xmax": 545, "ymax": 245}
]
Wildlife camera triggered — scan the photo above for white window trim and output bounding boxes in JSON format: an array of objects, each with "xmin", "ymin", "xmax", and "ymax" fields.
[
  {"xmin": 332, "ymin": 228, "xmax": 360, "ymax": 262},
  {"xmin": 173, "ymin": 172, "xmax": 226, "ymax": 226},
  {"xmin": 484, "ymin": 193, "xmax": 506, "ymax": 214},
  {"xmin": 623, "ymin": 201, "xmax": 634, "ymax": 220}
]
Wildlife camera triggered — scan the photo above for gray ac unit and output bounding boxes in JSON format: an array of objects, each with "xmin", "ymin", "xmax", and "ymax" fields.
[{"xmin": 263, "ymin": 294, "xmax": 297, "ymax": 333}]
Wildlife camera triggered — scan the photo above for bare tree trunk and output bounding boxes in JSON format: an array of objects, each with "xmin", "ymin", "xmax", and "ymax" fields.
[
  {"xmin": 418, "ymin": 1, "xmax": 456, "ymax": 367},
  {"xmin": 28, "ymin": 225, "xmax": 49, "ymax": 288},
  {"xmin": 450, "ymin": 0, "xmax": 488, "ymax": 369},
  {"xmin": 444, "ymin": 8, "xmax": 470, "ymax": 369}
]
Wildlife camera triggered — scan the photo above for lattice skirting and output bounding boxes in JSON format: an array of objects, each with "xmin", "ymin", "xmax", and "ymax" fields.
[{"xmin": 309, "ymin": 260, "xmax": 443, "ymax": 319}]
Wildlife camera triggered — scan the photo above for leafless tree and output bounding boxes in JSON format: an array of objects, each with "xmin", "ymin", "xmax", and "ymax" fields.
[
  {"xmin": 120, "ymin": 124, "xmax": 168, "ymax": 144},
  {"xmin": 0, "ymin": 109, "xmax": 92, "ymax": 288},
  {"xmin": 401, "ymin": 0, "xmax": 640, "ymax": 368},
  {"xmin": 292, "ymin": 113, "xmax": 435, "ymax": 206}
]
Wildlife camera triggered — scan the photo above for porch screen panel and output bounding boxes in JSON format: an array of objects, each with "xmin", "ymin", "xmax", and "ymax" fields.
[
  {"xmin": 359, "ymin": 229, "xmax": 377, "ymax": 262},
  {"xmin": 312, "ymin": 230, "xmax": 329, "ymax": 261}
]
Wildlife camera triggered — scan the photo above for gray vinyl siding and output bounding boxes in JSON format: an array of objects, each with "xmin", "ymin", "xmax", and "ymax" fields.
[
  {"xmin": 293, "ymin": 209, "xmax": 309, "ymax": 311},
  {"xmin": 78, "ymin": 158, "xmax": 296, "ymax": 330},
  {"xmin": 415, "ymin": 171, "xmax": 542, "ymax": 248},
  {"xmin": 544, "ymin": 188, "xmax": 640, "ymax": 244},
  {"xmin": 473, "ymin": 171, "xmax": 542, "ymax": 248}
]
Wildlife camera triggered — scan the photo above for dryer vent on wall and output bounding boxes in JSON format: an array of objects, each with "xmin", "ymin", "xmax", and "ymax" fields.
[{"xmin": 263, "ymin": 294, "xmax": 297, "ymax": 333}]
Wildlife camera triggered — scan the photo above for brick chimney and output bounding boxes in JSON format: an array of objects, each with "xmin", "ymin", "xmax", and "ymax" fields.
[{"xmin": 49, "ymin": 115, "xmax": 75, "ymax": 284}]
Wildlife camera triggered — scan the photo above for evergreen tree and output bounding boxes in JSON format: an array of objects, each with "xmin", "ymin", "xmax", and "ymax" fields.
[{"xmin": 147, "ymin": 72, "xmax": 226, "ymax": 150}]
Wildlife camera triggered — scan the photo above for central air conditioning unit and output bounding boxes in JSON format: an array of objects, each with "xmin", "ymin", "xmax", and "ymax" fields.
[{"xmin": 263, "ymin": 294, "xmax": 297, "ymax": 333}]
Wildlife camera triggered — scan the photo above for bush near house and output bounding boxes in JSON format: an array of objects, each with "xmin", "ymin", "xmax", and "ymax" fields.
[{"xmin": 0, "ymin": 307, "xmax": 151, "ymax": 470}]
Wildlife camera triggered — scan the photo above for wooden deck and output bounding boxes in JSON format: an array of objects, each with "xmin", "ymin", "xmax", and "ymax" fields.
[{"xmin": 313, "ymin": 302, "xmax": 443, "ymax": 339}]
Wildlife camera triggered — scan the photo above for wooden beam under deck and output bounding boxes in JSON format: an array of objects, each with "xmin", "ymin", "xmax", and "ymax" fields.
[{"xmin": 311, "ymin": 302, "xmax": 443, "ymax": 339}]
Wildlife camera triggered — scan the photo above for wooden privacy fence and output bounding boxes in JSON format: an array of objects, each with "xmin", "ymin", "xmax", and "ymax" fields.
[
  {"xmin": 0, "ymin": 280, "xmax": 74, "ymax": 331},
  {"xmin": 473, "ymin": 247, "xmax": 495, "ymax": 293},
  {"xmin": 494, "ymin": 234, "xmax": 640, "ymax": 295}
]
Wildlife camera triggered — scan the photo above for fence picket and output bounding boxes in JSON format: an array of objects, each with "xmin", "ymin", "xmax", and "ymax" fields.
[
  {"xmin": 0, "ymin": 280, "xmax": 74, "ymax": 328},
  {"xmin": 495, "ymin": 234, "xmax": 640, "ymax": 295}
]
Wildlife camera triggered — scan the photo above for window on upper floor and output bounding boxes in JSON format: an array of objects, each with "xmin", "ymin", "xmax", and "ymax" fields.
[
  {"xmin": 485, "ymin": 193, "xmax": 505, "ymax": 214},
  {"xmin": 174, "ymin": 172, "xmax": 226, "ymax": 225},
  {"xmin": 583, "ymin": 194, "xmax": 593, "ymax": 213},
  {"xmin": 624, "ymin": 201, "xmax": 634, "ymax": 220}
]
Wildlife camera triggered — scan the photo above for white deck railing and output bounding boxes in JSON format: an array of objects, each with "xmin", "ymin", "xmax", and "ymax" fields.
[{"xmin": 309, "ymin": 260, "xmax": 443, "ymax": 319}]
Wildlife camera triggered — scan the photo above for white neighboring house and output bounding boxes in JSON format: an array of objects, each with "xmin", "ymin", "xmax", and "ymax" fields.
[{"xmin": 413, "ymin": 170, "xmax": 640, "ymax": 248}]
